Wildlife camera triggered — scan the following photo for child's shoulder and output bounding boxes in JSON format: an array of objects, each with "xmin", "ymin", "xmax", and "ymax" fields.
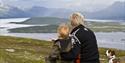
[
  {"xmin": 54, "ymin": 38, "xmax": 69, "ymax": 42},
  {"xmin": 52, "ymin": 37, "xmax": 72, "ymax": 45},
  {"xmin": 52, "ymin": 39, "xmax": 64, "ymax": 45}
]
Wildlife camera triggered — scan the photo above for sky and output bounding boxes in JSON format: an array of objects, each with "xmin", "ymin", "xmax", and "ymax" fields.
[{"xmin": 0, "ymin": 0, "xmax": 125, "ymax": 12}]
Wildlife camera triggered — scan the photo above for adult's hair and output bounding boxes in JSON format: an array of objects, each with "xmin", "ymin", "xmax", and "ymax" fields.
[
  {"xmin": 70, "ymin": 12, "xmax": 85, "ymax": 26},
  {"xmin": 57, "ymin": 23, "xmax": 69, "ymax": 39}
]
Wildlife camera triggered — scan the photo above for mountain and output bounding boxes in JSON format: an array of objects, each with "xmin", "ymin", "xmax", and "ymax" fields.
[
  {"xmin": 0, "ymin": 1, "xmax": 125, "ymax": 20},
  {"xmin": 48, "ymin": 9, "xmax": 74, "ymax": 18},
  {"xmin": 85, "ymin": 2, "xmax": 125, "ymax": 20},
  {"xmin": 26, "ymin": 6, "xmax": 74, "ymax": 18},
  {"xmin": 0, "ymin": 6, "xmax": 29, "ymax": 18},
  {"xmin": 26, "ymin": 6, "xmax": 49, "ymax": 17},
  {"xmin": 0, "ymin": 3, "xmax": 9, "ymax": 18},
  {"xmin": 13, "ymin": 17, "xmax": 68, "ymax": 25},
  {"xmin": 0, "ymin": 5, "xmax": 73, "ymax": 18}
]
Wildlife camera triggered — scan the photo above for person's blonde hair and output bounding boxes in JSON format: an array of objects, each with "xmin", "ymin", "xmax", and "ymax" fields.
[
  {"xmin": 70, "ymin": 12, "xmax": 85, "ymax": 26},
  {"xmin": 57, "ymin": 23, "xmax": 70, "ymax": 39}
]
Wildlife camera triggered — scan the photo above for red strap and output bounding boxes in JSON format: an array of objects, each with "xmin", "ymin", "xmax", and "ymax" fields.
[{"xmin": 75, "ymin": 54, "xmax": 80, "ymax": 63}]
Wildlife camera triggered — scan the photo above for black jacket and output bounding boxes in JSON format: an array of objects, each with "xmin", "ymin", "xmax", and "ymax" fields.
[{"xmin": 70, "ymin": 24, "xmax": 100, "ymax": 63}]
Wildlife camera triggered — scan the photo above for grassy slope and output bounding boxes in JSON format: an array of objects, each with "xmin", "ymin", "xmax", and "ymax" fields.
[
  {"xmin": 0, "ymin": 36, "xmax": 125, "ymax": 63},
  {"xmin": 0, "ymin": 36, "xmax": 52, "ymax": 63}
]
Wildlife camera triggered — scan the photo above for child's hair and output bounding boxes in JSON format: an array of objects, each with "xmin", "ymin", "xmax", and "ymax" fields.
[{"xmin": 57, "ymin": 23, "xmax": 70, "ymax": 39}]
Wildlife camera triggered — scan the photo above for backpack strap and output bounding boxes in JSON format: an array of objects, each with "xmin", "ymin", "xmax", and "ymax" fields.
[
  {"xmin": 70, "ymin": 28, "xmax": 81, "ymax": 44},
  {"xmin": 70, "ymin": 28, "xmax": 81, "ymax": 63}
]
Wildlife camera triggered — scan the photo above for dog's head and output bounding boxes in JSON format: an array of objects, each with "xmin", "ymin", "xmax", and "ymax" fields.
[
  {"xmin": 106, "ymin": 49, "xmax": 116, "ymax": 60},
  {"xmin": 106, "ymin": 49, "xmax": 112, "ymax": 57},
  {"xmin": 106, "ymin": 49, "xmax": 120, "ymax": 63}
]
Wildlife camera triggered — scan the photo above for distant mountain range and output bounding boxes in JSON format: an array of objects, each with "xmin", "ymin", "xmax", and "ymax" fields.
[
  {"xmin": 85, "ymin": 1, "xmax": 125, "ymax": 20},
  {"xmin": 0, "ymin": 6, "xmax": 29, "ymax": 18},
  {"xmin": 0, "ymin": 1, "xmax": 125, "ymax": 20}
]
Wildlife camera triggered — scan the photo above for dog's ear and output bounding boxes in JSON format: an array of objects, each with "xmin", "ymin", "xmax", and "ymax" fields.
[
  {"xmin": 106, "ymin": 49, "xmax": 112, "ymax": 57},
  {"xmin": 108, "ymin": 49, "xmax": 112, "ymax": 53},
  {"xmin": 106, "ymin": 50, "xmax": 108, "ymax": 55},
  {"xmin": 111, "ymin": 50, "xmax": 116, "ymax": 56},
  {"xmin": 106, "ymin": 50, "xmax": 110, "ymax": 57}
]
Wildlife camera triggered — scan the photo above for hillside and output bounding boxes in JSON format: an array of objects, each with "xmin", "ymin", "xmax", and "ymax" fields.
[
  {"xmin": 12, "ymin": 17, "xmax": 68, "ymax": 25},
  {"xmin": 0, "ymin": 36, "xmax": 125, "ymax": 63},
  {"xmin": 9, "ymin": 25, "xmax": 58, "ymax": 33},
  {"xmin": 0, "ymin": 36, "xmax": 52, "ymax": 63}
]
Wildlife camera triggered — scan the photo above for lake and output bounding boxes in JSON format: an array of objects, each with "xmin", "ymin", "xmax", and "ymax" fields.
[{"xmin": 0, "ymin": 18, "xmax": 125, "ymax": 50}]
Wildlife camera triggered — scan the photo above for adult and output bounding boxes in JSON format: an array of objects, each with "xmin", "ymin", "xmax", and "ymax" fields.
[{"xmin": 70, "ymin": 12, "xmax": 100, "ymax": 63}]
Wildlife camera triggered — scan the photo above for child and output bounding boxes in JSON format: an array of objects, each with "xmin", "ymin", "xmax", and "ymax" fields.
[
  {"xmin": 45, "ymin": 23, "xmax": 73, "ymax": 63},
  {"xmin": 45, "ymin": 23, "xmax": 80, "ymax": 63}
]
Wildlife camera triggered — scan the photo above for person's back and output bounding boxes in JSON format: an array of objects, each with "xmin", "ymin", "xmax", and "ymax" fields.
[{"xmin": 71, "ymin": 25, "xmax": 100, "ymax": 63}]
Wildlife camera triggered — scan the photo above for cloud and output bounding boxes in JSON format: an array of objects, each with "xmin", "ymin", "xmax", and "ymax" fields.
[{"xmin": 1, "ymin": 0, "xmax": 125, "ymax": 11}]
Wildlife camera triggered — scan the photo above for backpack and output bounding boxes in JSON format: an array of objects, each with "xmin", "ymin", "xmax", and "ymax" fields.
[{"xmin": 59, "ymin": 29, "xmax": 81, "ymax": 61}]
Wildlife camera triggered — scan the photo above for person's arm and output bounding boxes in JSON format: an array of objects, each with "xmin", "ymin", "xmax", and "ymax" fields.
[
  {"xmin": 60, "ymin": 42, "xmax": 81, "ymax": 60},
  {"xmin": 49, "ymin": 41, "xmax": 60, "ymax": 59}
]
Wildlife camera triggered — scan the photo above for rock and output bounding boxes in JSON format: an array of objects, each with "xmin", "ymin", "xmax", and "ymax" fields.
[{"xmin": 5, "ymin": 49, "xmax": 15, "ymax": 52}]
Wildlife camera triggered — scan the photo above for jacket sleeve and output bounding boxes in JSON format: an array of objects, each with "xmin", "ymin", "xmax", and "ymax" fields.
[
  {"xmin": 60, "ymin": 42, "xmax": 81, "ymax": 60},
  {"xmin": 49, "ymin": 42, "xmax": 60, "ymax": 59}
]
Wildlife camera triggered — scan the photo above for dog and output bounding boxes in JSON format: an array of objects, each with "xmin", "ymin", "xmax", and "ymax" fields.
[{"xmin": 106, "ymin": 49, "xmax": 120, "ymax": 63}]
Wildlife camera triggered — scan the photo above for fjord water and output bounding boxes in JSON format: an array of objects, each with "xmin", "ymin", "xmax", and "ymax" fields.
[{"xmin": 0, "ymin": 18, "xmax": 125, "ymax": 50}]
